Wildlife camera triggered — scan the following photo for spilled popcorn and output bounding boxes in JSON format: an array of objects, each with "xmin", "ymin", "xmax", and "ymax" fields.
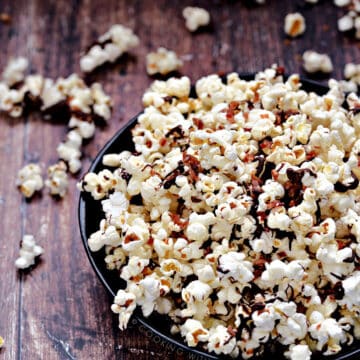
[
  {"xmin": 284, "ymin": 13, "xmax": 306, "ymax": 38},
  {"xmin": 182, "ymin": 6, "xmax": 210, "ymax": 32},
  {"xmin": 302, "ymin": 50, "xmax": 333, "ymax": 74},
  {"xmin": 80, "ymin": 24, "xmax": 139, "ymax": 73},
  {"xmin": 16, "ymin": 163, "xmax": 44, "ymax": 198},
  {"xmin": 15, "ymin": 234, "xmax": 43, "ymax": 269},
  {"xmin": 79, "ymin": 66, "xmax": 360, "ymax": 358},
  {"xmin": 146, "ymin": 47, "xmax": 183, "ymax": 76},
  {"xmin": 45, "ymin": 161, "xmax": 69, "ymax": 197}
]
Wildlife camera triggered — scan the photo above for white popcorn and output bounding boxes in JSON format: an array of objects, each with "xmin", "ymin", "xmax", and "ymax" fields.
[
  {"xmin": 182, "ymin": 6, "xmax": 210, "ymax": 32},
  {"xmin": 146, "ymin": 47, "xmax": 183, "ymax": 76},
  {"xmin": 57, "ymin": 129, "xmax": 82, "ymax": 173},
  {"xmin": 338, "ymin": 14, "xmax": 354, "ymax": 32},
  {"xmin": 285, "ymin": 344, "xmax": 311, "ymax": 360},
  {"xmin": 16, "ymin": 163, "xmax": 44, "ymax": 198},
  {"xmin": 111, "ymin": 290, "xmax": 137, "ymax": 330},
  {"xmin": 15, "ymin": 234, "xmax": 44, "ymax": 269},
  {"xmin": 334, "ymin": 0, "xmax": 351, "ymax": 6},
  {"xmin": 284, "ymin": 13, "xmax": 306, "ymax": 37},
  {"xmin": 303, "ymin": 50, "xmax": 333, "ymax": 73},
  {"xmin": 180, "ymin": 319, "xmax": 209, "ymax": 347},
  {"xmin": 2, "ymin": 57, "xmax": 28, "ymax": 86},
  {"xmin": 80, "ymin": 24, "xmax": 139, "ymax": 73},
  {"xmin": 79, "ymin": 67, "xmax": 360, "ymax": 358},
  {"xmin": 344, "ymin": 63, "xmax": 360, "ymax": 89},
  {"xmin": 45, "ymin": 161, "xmax": 68, "ymax": 197}
]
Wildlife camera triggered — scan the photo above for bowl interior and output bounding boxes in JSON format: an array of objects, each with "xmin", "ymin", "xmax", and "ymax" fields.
[{"xmin": 78, "ymin": 74, "xmax": 359, "ymax": 360}]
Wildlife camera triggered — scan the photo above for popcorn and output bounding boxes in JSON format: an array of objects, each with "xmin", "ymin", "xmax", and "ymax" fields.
[
  {"xmin": 80, "ymin": 24, "xmax": 139, "ymax": 73},
  {"xmin": 285, "ymin": 344, "xmax": 311, "ymax": 360},
  {"xmin": 79, "ymin": 67, "xmax": 360, "ymax": 358},
  {"xmin": 302, "ymin": 50, "xmax": 333, "ymax": 73},
  {"xmin": 57, "ymin": 130, "xmax": 82, "ymax": 173},
  {"xmin": 2, "ymin": 57, "xmax": 28, "ymax": 86},
  {"xmin": 15, "ymin": 234, "xmax": 44, "ymax": 269},
  {"xmin": 182, "ymin": 7, "xmax": 210, "ymax": 32},
  {"xmin": 146, "ymin": 47, "xmax": 183, "ymax": 76},
  {"xmin": 344, "ymin": 63, "xmax": 360, "ymax": 90},
  {"xmin": 284, "ymin": 13, "xmax": 306, "ymax": 37},
  {"xmin": 16, "ymin": 163, "xmax": 44, "ymax": 198},
  {"xmin": 111, "ymin": 290, "xmax": 137, "ymax": 330},
  {"xmin": 45, "ymin": 161, "xmax": 69, "ymax": 197}
]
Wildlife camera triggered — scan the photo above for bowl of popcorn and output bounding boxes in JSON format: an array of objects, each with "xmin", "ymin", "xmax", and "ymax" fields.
[{"xmin": 78, "ymin": 67, "xmax": 360, "ymax": 360}]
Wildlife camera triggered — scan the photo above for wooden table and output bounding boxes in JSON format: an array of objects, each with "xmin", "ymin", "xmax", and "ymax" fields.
[{"xmin": 0, "ymin": 1, "xmax": 359, "ymax": 359}]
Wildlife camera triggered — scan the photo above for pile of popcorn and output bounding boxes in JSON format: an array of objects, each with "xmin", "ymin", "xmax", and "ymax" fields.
[
  {"xmin": 78, "ymin": 67, "xmax": 360, "ymax": 359},
  {"xmin": 0, "ymin": 57, "xmax": 112, "ymax": 198}
]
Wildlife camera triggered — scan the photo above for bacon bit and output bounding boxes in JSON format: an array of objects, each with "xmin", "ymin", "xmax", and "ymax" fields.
[
  {"xmin": 145, "ymin": 139, "xmax": 152, "ymax": 148},
  {"xmin": 275, "ymin": 66, "xmax": 285, "ymax": 77},
  {"xmin": 159, "ymin": 137, "xmax": 167, "ymax": 147},
  {"xmin": 142, "ymin": 267, "xmax": 153, "ymax": 276},
  {"xmin": 169, "ymin": 212, "xmax": 189, "ymax": 229},
  {"xmin": 253, "ymin": 257, "xmax": 267, "ymax": 279},
  {"xmin": 250, "ymin": 174, "xmax": 263, "ymax": 199},
  {"xmin": 193, "ymin": 117, "xmax": 204, "ymax": 129},
  {"xmin": 278, "ymin": 251, "xmax": 287, "ymax": 258},
  {"xmin": 267, "ymin": 200, "xmax": 284, "ymax": 209},
  {"xmin": 226, "ymin": 101, "xmax": 240, "ymax": 124},
  {"xmin": 123, "ymin": 233, "xmax": 139, "ymax": 244},
  {"xmin": 131, "ymin": 275, "xmax": 142, "ymax": 283},
  {"xmin": 124, "ymin": 299, "xmax": 134, "ymax": 307},
  {"xmin": 147, "ymin": 237, "xmax": 154, "ymax": 246},
  {"xmin": 336, "ymin": 239, "xmax": 349, "ymax": 250},
  {"xmin": 183, "ymin": 152, "xmax": 202, "ymax": 182},
  {"xmin": 227, "ymin": 325, "xmax": 237, "ymax": 336},
  {"xmin": 229, "ymin": 202, "xmax": 237, "ymax": 209},
  {"xmin": 257, "ymin": 211, "xmax": 267, "ymax": 222},
  {"xmin": 260, "ymin": 138, "xmax": 272, "ymax": 150},
  {"xmin": 306, "ymin": 150, "xmax": 317, "ymax": 161},
  {"xmin": 243, "ymin": 153, "xmax": 255, "ymax": 163},
  {"xmin": 271, "ymin": 169, "xmax": 279, "ymax": 181}
]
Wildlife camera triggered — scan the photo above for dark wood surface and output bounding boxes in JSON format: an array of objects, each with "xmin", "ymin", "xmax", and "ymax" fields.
[{"xmin": 0, "ymin": 1, "xmax": 359, "ymax": 359}]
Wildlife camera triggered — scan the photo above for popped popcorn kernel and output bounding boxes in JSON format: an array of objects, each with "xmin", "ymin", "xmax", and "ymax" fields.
[
  {"xmin": 284, "ymin": 13, "xmax": 306, "ymax": 37},
  {"xmin": 45, "ymin": 161, "xmax": 69, "ymax": 197},
  {"xmin": 2, "ymin": 56, "xmax": 28, "ymax": 86},
  {"xmin": 303, "ymin": 50, "xmax": 333, "ymax": 73},
  {"xmin": 80, "ymin": 24, "xmax": 139, "ymax": 73},
  {"xmin": 146, "ymin": 47, "xmax": 183, "ymax": 76},
  {"xmin": 15, "ymin": 234, "xmax": 43, "ymax": 270},
  {"xmin": 182, "ymin": 6, "xmax": 210, "ymax": 32},
  {"xmin": 16, "ymin": 163, "xmax": 44, "ymax": 198}
]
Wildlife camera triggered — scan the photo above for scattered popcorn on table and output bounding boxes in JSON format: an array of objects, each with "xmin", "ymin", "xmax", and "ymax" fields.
[
  {"xmin": 146, "ymin": 47, "xmax": 183, "ymax": 76},
  {"xmin": 45, "ymin": 161, "xmax": 69, "ymax": 197},
  {"xmin": 2, "ymin": 57, "xmax": 28, "ymax": 86},
  {"xmin": 80, "ymin": 24, "xmax": 139, "ymax": 73},
  {"xmin": 15, "ymin": 234, "xmax": 44, "ymax": 269},
  {"xmin": 284, "ymin": 13, "xmax": 306, "ymax": 37},
  {"xmin": 79, "ymin": 66, "xmax": 360, "ymax": 358},
  {"xmin": 16, "ymin": 163, "xmax": 43, "ymax": 198},
  {"xmin": 344, "ymin": 63, "xmax": 360, "ymax": 91},
  {"xmin": 335, "ymin": 0, "xmax": 360, "ymax": 39},
  {"xmin": 302, "ymin": 50, "xmax": 333, "ymax": 73},
  {"xmin": 182, "ymin": 6, "xmax": 210, "ymax": 32}
]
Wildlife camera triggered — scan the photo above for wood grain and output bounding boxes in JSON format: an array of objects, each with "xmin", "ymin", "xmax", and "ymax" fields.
[{"xmin": 0, "ymin": 1, "xmax": 359, "ymax": 359}]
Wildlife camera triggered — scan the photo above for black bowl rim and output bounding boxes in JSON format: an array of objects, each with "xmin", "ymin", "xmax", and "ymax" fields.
[{"xmin": 78, "ymin": 74, "xmax": 359, "ymax": 360}]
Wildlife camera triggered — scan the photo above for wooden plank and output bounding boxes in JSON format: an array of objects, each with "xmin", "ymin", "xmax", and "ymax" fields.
[{"xmin": 0, "ymin": 0, "xmax": 358, "ymax": 359}]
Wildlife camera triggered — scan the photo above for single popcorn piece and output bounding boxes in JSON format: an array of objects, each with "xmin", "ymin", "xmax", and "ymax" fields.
[
  {"xmin": 344, "ymin": 63, "xmax": 360, "ymax": 90},
  {"xmin": 16, "ymin": 163, "xmax": 44, "ymax": 198},
  {"xmin": 302, "ymin": 50, "xmax": 333, "ymax": 73},
  {"xmin": 80, "ymin": 24, "xmax": 139, "ymax": 73},
  {"xmin": 146, "ymin": 47, "xmax": 183, "ymax": 76},
  {"xmin": 45, "ymin": 161, "xmax": 69, "ymax": 197},
  {"xmin": 284, "ymin": 13, "xmax": 306, "ymax": 37},
  {"xmin": 57, "ymin": 129, "xmax": 83, "ymax": 174},
  {"xmin": 79, "ymin": 67, "xmax": 360, "ymax": 358},
  {"xmin": 2, "ymin": 57, "xmax": 28, "ymax": 86},
  {"xmin": 182, "ymin": 6, "xmax": 210, "ymax": 32},
  {"xmin": 15, "ymin": 234, "xmax": 44, "ymax": 270}
]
